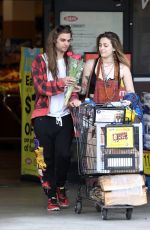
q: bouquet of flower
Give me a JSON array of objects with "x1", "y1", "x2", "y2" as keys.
[{"x1": 64, "y1": 52, "x2": 84, "y2": 106}]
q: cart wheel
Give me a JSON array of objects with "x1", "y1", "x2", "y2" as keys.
[
  {"x1": 126, "y1": 208, "x2": 133, "y2": 220},
  {"x1": 95, "y1": 203, "x2": 101, "y2": 212},
  {"x1": 101, "y1": 208, "x2": 108, "y2": 220},
  {"x1": 75, "y1": 201, "x2": 82, "y2": 214}
]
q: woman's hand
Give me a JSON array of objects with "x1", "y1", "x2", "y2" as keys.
[
  {"x1": 121, "y1": 100, "x2": 131, "y2": 106},
  {"x1": 69, "y1": 99, "x2": 81, "y2": 107}
]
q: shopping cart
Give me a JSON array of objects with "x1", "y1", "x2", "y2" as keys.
[{"x1": 71, "y1": 103, "x2": 144, "y2": 220}]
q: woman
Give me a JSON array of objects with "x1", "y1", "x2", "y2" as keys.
[{"x1": 80, "y1": 31, "x2": 135, "y2": 104}]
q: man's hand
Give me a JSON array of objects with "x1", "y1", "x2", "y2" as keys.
[
  {"x1": 72, "y1": 85, "x2": 81, "y2": 92},
  {"x1": 63, "y1": 76, "x2": 76, "y2": 86}
]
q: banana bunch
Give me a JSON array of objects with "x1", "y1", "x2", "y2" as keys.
[{"x1": 34, "y1": 147, "x2": 47, "y2": 171}]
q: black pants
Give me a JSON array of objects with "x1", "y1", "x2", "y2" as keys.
[{"x1": 33, "y1": 114, "x2": 74, "y2": 197}]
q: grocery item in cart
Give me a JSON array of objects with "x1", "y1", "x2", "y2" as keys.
[
  {"x1": 95, "y1": 106, "x2": 125, "y2": 123},
  {"x1": 98, "y1": 174, "x2": 145, "y2": 191},
  {"x1": 95, "y1": 174, "x2": 147, "y2": 206},
  {"x1": 85, "y1": 126, "x2": 105, "y2": 174}
]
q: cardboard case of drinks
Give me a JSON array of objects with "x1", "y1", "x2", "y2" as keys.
[{"x1": 97, "y1": 174, "x2": 147, "y2": 206}]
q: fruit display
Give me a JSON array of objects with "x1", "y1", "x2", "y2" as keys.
[{"x1": 0, "y1": 67, "x2": 20, "y2": 94}]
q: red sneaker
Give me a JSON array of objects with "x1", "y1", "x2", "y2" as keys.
[
  {"x1": 41, "y1": 181, "x2": 51, "y2": 196},
  {"x1": 42, "y1": 181, "x2": 50, "y2": 189},
  {"x1": 57, "y1": 187, "x2": 70, "y2": 208},
  {"x1": 47, "y1": 197, "x2": 60, "y2": 211}
]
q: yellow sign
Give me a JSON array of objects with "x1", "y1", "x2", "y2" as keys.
[
  {"x1": 106, "y1": 126, "x2": 134, "y2": 148},
  {"x1": 20, "y1": 47, "x2": 43, "y2": 176},
  {"x1": 143, "y1": 151, "x2": 150, "y2": 175}
]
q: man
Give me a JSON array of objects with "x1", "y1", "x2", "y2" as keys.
[{"x1": 31, "y1": 25, "x2": 80, "y2": 211}]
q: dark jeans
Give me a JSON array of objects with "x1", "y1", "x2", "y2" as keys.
[{"x1": 33, "y1": 114, "x2": 74, "y2": 197}]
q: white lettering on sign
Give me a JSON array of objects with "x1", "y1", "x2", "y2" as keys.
[{"x1": 142, "y1": 0, "x2": 150, "y2": 9}]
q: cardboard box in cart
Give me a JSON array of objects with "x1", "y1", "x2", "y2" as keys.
[{"x1": 97, "y1": 174, "x2": 147, "y2": 206}]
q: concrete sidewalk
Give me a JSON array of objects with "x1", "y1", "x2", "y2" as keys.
[{"x1": 0, "y1": 181, "x2": 149, "y2": 230}]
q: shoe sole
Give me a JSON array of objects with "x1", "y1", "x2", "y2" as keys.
[
  {"x1": 59, "y1": 204, "x2": 69, "y2": 208},
  {"x1": 47, "y1": 207, "x2": 60, "y2": 211}
]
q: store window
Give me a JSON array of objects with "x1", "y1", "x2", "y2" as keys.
[
  {"x1": 133, "y1": 0, "x2": 150, "y2": 75},
  {"x1": 0, "y1": 0, "x2": 43, "y2": 142}
]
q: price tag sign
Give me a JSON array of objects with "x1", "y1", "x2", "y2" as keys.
[
  {"x1": 106, "y1": 125, "x2": 134, "y2": 148},
  {"x1": 143, "y1": 151, "x2": 150, "y2": 175}
]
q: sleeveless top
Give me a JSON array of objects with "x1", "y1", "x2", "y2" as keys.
[{"x1": 88, "y1": 58, "x2": 125, "y2": 104}]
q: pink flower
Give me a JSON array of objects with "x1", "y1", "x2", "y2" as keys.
[
  {"x1": 66, "y1": 51, "x2": 73, "y2": 57},
  {"x1": 67, "y1": 52, "x2": 82, "y2": 60},
  {"x1": 72, "y1": 54, "x2": 81, "y2": 60}
]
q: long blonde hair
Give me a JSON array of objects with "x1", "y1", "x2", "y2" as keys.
[
  {"x1": 96, "y1": 32, "x2": 130, "y2": 68},
  {"x1": 46, "y1": 25, "x2": 72, "y2": 79}
]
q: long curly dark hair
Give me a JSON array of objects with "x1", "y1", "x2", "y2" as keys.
[
  {"x1": 46, "y1": 25, "x2": 72, "y2": 79},
  {"x1": 96, "y1": 32, "x2": 130, "y2": 68}
]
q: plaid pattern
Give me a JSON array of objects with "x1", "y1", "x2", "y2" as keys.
[{"x1": 31, "y1": 54, "x2": 78, "y2": 119}]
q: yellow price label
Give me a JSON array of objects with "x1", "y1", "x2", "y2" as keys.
[{"x1": 143, "y1": 153, "x2": 150, "y2": 175}]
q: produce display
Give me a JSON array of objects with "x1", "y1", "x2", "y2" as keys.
[{"x1": 0, "y1": 67, "x2": 20, "y2": 94}]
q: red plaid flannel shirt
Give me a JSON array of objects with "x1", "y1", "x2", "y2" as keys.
[{"x1": 31, "y1": 54, "x2": 78, "y2": 119}]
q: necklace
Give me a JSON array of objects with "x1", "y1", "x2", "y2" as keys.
[
  {"x1": 101, "y1": 63, "x2": 117, "y2": 101},
  {"x1": 104, "y1": 81, "x2": 116, "y2": 101},
  {"x1": 103, "y1": 62, "x2": 113, "y2": 67},
  {"x1": 102, "y1": 63, "x2": 114, "y2": 81}
]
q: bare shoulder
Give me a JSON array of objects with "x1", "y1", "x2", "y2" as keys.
[
  {"x1": 84, "y1": 59, "x2": 96, "y2": 71},
  {"x1": 121, "y1": 63, "x2": 134, "y2": 92},
  {"x1": 85, "y1": 59, "x2": 96, "y2": 66},
  {"x1": 120, "y1": 63, "x2": 130, "y2": 71},
  {"x1": 121, "y1": 63, "x2": 131, "y2": 73},
  {"x1": 83, "y1": 59, "x2": 96, "y2": 76}
]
